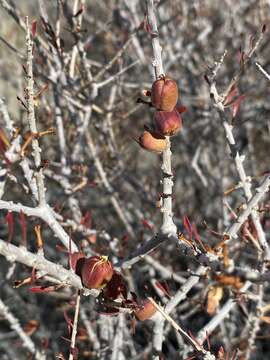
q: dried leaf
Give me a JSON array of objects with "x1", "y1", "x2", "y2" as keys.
[
  {"x1": 13, "y1": 277, "x2": 32, "y2": 288},
  {"x1": 215, "y1": 274, "x2": 243, "y2": 290},
  {"x1": 260, "y1": 316, "x2": 270, "y2": 324},
  {"x1": 206, "y1": 286, "x2": 223, "y2": 315},
  {"x1": 0, "y1": 128, "x2": 10, "y2": 149}
]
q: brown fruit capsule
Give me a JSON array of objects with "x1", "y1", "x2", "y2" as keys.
[
  {"x1": 81, "y1": 256, "x2": 114, "y2": 289},
  {"x1": 139, "y1": 130, "x2": 167, "y2": 153},
  {"x1": 154, "y1": 109, "x2": 182, "y2": 136},
  {"x1": 103, "y1": 271, "x2": 128, "y2": 300},
  {"x1": 151, "y1": 76, "x2": 178, "y2": 111},
  {"x1": 134, "y1": 299, "x2": 157, "y2": 321}
]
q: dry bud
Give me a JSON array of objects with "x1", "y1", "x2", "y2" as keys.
[
  {"x1": 151, "y1": 76, "x2": 178, "y2": 111},
  {"x1": 206, "y1": 286, "x2": 223, "y2": 315},
  {"x1": 154, "y1": 109, "x2": 182, "y2": 136},
  {"x1": 134, "y1": 299, "x2": 157, "y2": 321},
  {"x1": 139, "y1": 130, "x2": 167, "y2": 153},
  {"x1": 103, "y1": 271, "x2": 127, "y2": 300},
  {"x1": 81, "y1": 256, "x2": 114, "y2": 289}
]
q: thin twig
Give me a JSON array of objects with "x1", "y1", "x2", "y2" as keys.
[{"x1": 69, "y1": 290, "x2": 81, "y2": 360}]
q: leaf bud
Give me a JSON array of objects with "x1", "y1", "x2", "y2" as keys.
[
  {"x1": 151, "y1": 76, "x2": 178, "y2": 111},
  {"x1": 154, "y1": 109, "x2": 182, "y2": 136},
  {"x1": 139, "y1": 130, "x2": 167, "y2": 153}
]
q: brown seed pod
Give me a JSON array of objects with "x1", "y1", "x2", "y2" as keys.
[
  {"x1": 151, "y1": 76, "x2": 178, "y2": 111},
  {"x1": 103, "y1": 271, "x2": 128, "y2": 300},
  {"x1": 139, "y1": 130, "x2": 167, "y2": 153},
  {"x1": 154, "y1": 109, "x2": 182, "y2": 136},
  {"x1": 81, "y1": 256, "x2": 114, "y2": 289},
  {"x1": 134, "y1": 299, "x2": 157, "y2": 321}
]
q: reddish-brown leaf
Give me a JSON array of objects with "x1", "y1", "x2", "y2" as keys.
[
  {"x1": 183, "y1": 215, "x2": 193, "y2": 239},
  {"x1": 80, "y1": 211, "x2": 92, "y2": 228},
  {"x1": 231, "y1": 95, "x2": 246, "y2": 118},
  {"x1": 31, "y1": 20, "x2": 37, "y2": 38},
  {"x1": 5, "y1": 211, "x2": 14, "y2": 243},
  {"x1": 192, "y1": 223, "x2": 207, "y2": 252},
  {"x1": 155, "y1": 280, "x2": 171, "y2": 297},
  {"x1": 64, "y1": 310, "x2": 73, "y2": 335},
  {"x1": 30, "y1": 285, "x2": 57, "y2": 293},
  {"x1": 224, "y1": 85, "x2": 238, "y2": 106},
  {"x1": 141, "y1": 218, "x2": 154, "y2": 231}
]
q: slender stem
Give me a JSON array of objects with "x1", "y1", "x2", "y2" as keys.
[
  {"x1": 147, "y1": 0, "x2": 176, "y2": 237},
  {"x1": 25, "y1": 17, "x2": 46, "y2": 206},
  {"x1": 69, "y1": 290, "x2": 81, "y2": 360}
]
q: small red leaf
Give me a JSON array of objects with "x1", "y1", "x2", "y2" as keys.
[
  {"x1": 80, "y1": 211, "x2": 92, "y2": 228},
  {"x1": 19, "y1": 211, "x2": 27, "y2": 246},
  {"x1": 224, "y1": 85, "x2": 238, "y2": 106},
  {"x1": 231, "y1": 95, "x2": 246, "y2": 118},
  {"x1": 141, "y1": 218, "x2": 154, "y2": 231},
  {"x1": 155, "y1": 280, "x2": 171, "y2": 297},
  {"x1": 31, "y1": 268, "x2": 37, "y2": 283},
  {"x1": 30, "y1": 285, "x2": 56, "y2": 293},
  {"x1": 191, "y1": 223, "x2": 207, "y2": 251},
  {"x1": 64, "y1": 311, "x2": 73, "y2": 335},
  {"x1": 143, "y1": 14, "x2": 152, "y2": 34},
  {"x1": 5, "y1": 211, "x2": 14, "y2": 243},
  {"x1": 31, "y1": 20, "x2": 37, "y2": 38},
  {"x1": 183, "y1": 215, "x2": 193, "y2": 239}
]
